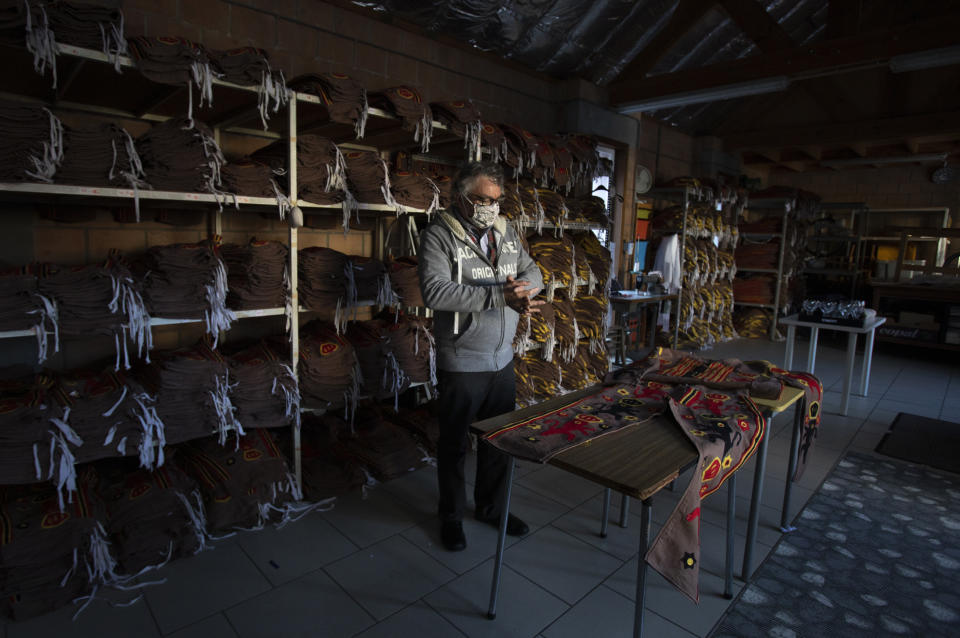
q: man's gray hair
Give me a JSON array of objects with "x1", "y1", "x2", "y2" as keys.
[{"x1": 453, "y1": 161, "x2": 504, "y2": 196}]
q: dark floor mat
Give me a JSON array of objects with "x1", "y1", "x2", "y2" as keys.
[
  {"x1": 875, "y1": 412, "x2": 960, "y2": 473},
  {"x1": 709, "y1": 452, "x2": 960, "y2": 638}
]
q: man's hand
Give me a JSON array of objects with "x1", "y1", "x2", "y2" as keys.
[{"x1": 504, "y1": 276, "x2": 545, "y2": 315}]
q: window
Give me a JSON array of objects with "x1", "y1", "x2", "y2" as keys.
[{"x1": 591, "y1": 144, "x2": 616, "y2": 246}]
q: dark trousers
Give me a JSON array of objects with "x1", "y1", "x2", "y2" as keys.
[{"x1": 436, "y1": 362, "x2": 514, "y2": 523}]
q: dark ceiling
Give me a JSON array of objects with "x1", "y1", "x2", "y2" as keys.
[{"x1": 347, "y1": 0, "x2": 960, "y2": 172}]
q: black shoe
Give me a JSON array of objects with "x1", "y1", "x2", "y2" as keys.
[
  {"x1": 476, "y1": 513, "x2": 529, "y2": 537},
  {"x1": 441, "y1": 520, "x2": 466, "y2": 551}
]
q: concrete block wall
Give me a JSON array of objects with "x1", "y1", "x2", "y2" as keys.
[{"x1": 751, "y1": 166, "x2": 958, "y2": 227}]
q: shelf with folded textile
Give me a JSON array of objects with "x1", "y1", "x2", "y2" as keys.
[{"x1": 732, "y1": 188, "x2": 819, "y2": 340}]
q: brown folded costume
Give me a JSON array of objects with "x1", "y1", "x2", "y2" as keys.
[
  {"x1": 134, "y1": 341, "x2": 239, "y2": 446},
  {"x1": 430, "y1": 99, "x2": 482, "y2": 158},
  {"x1": 298, "y1": 247, "x2": 350, "y2": 332},
  {"x1": 175, "y1": 429, "x2": 298, "y2": 532},
  {"x1": 57, "y1": 121, "x2": 148, "y2": 193},
  {"x1": 369, "y1": 85, "x2": 433, "y2": 152},
  {"x1": 281, "y1": 413, "x2": 365, "y2": 500},
  {"x1": 387, "y1": 256, "x2": 425, "y2": 308},
  {"x1": 227, "y1": 340, "x2": 299, "y2": 431},
  {"x1": 135, "y1": 118, "x2": 231, "y2": 205},
  {"x1": 288, "y1": 72, "x2": 369, "y2": 139},
  {"x1": 345, "y1": 320, "x2": 409, "y2": 406},
  {"x1": 298, "y1": 320, "x2": 360, "y2": 423},
  {"x1": 390, "y1": 170, "x2": 440, "y2": 215},
  {"x1": 207, "y1": 46, "x2": 287, "y2": 129},
  {"x1": 127, "y1": 36, "x2": 216, "y2": 122},
  {"x1": 344, "y1": 149, "x2": 396, "y2": 207},
  {"x1": 93, "y1": 457, "x2": 203, "y2": 574},
  {"x1": 0, "y1": 264, "x2": 58, "y2": 362},
  {"x1": 339, "y1": 405, "x2": 428, "y2": 482},
  {"x1": 137, "y1": 241, "x2": 234, "y2": 343},
  {"x1": 0, "y1": 99, "x2": 63, "y2": 183},
  {"x1": 221, "y1": 239, "x2": 288, "y2": 310}
]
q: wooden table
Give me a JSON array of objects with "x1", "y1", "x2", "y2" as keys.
[
  {"x1": 780, "y1": 314, "x2": 886, "y2": 416},
  {"x1": 470, "y1": 386, "x2": 698, "y2": 638},
  {"x1": 609, "y1": 292, "x2": 678, "y2": 364}
]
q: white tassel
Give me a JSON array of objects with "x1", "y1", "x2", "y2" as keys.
[{"x1": 356, "y1": 88, "x2": 369, "y2": 139}]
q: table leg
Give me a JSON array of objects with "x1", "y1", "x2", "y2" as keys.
[
  {"x1": 619, "y1": 493, "x2": 630, "y2": 528},
  {"x1": 634, "y1": 499, "x2": 652, "y2": 638},
  {"x1": 780, "y1": 400, "x2": 804, "y2": 533},
  {"x1": 859, "y1": 327, "x2": 876, "y2": 397},
  {"x1": 784, "y1": 324, "x2": 796, "y2": 370},
  {"x1": 741, "y1": 415, "x2": 770, "y2": 581},
  {"x1": 648, "y1": 304, "x2": 657, "y2": 349},
  {"x1": 600, "y1": 488, "x2": 612, "y2": 538},
  {"x1": 486, "y1": 461, "x2": 515, "y2": 620},
  {"x1": 724, "y1": 472, "x2": 736, "y2": 599},
  {"x1": 841, "y1": 332, "x2": 857, "y2": 416},
  {"x1": 806, "y1": 326, "x2": 819, "y2": 374}
]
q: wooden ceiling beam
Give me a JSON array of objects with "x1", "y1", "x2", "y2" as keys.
[
  {"x1": 609, "y1": 13, "x2": 960, "y2": 107},
  {"x1": 725, "y1": 109, "x2": 960, "y2": 150},
  {"x1": 825, "y1": 0, "x2": 862, "y2": 38},
  {"x1": 716, "y1": 0, "x2": 792, "y2": 52},
  {"x1": 612, "y1": 0, "x2": 715, "y2": 82}
]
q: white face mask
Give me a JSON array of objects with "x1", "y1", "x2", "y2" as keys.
[{"x1": 461, "y1": 194, "x2": 500, "y2": 229}]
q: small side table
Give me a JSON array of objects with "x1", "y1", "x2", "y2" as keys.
[
  {"x1": 609, "y1": 292, "x2": 677, "y2": 364},
  {"x1": 780, "y1": 314, "x2": 887, "y2": 416}
]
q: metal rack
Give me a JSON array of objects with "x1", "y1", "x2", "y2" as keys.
[
  {"x1": 0, "y1": 43, "x2": 450, "y2": 490},
  {"x1": 733, "y1": 197, "x2": 794, "y2": 339}
]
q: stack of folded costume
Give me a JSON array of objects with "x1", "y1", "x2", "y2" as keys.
[
  {"x1": 47, "y1": 1, "x2": 127, "y2": 62},
  {"x1": 383, "y1": 315, "x2": 436, "y2": 388},
  {"x1": 368, "y1": 86, "x2": 432, "y2": 152},
  {"x1": 221, "y1": 239, "x2": 288, "y2": 310},
  {"x1": 498, "y1": 181, "x2": 524, "y2": 222},
  {"x1": 650, "y1": 205, "x2": 684, "y2": 234},
  {"x1": 287, "y1": 72, "x2": 369, "y2": 138},
  {"x1": 288, "y1": 413, "x2": 365, "y2": 500},
  {"x1": 94, "y1": 457, "x2": 202, "y2": 574},
  {"x1": 389, "y1": 403, "x2": 440, "y2": 454},
  {"x1": 343, "y1": 149, "x2": 395, "y2": 207},
  {"x1": 0, "y1": 99, "x2": 63, "y2": 183},
  {"x1": 0, "y1": 264, "x2": 58, "y2": 362},
  {"x1": 339, "y1": 406, "x2": 427, "y2": 481},
  {"x1": 566, "y1": 135, "x2": 600, "y2": 183},
  {"x1": 298, "y1": 320, "x2": 359, "y2": 420},
  {"x1": 551, "y1": 296, "x2": 580, "y2": 362},
  {"x1": 227, "y1": 340, "x2": 299, "y2": 431},
  {"x1": 220, "y1": 158, "x2": 277, "y2": 198},
  {"x1": 573, "y1": 232, "x2": 611, "y2": 291},
  {"x1": 175, "y1": 429, "x2": 297, "y2": 532},
  {"x1": 138, "y1": 241, "x2": 234, "y2": 342},
  {"x1": 536, "y1": 188, "x2": 567, "y2": 229},
  {"x1": 298, "y1": 247, "x2": 350, "y2": 331},
  {"x1": 733, "y1": 307, "x2": 774, "y2": 339},
  {"x1": 430, "y1": 99, "x2": 482, "y2": 157},
  {"x1": 513, "y1": 354, "x2": 533, "y2": 407},
  {"x1": 207, "y1": 46, "x2": 286, "y2": 129},
  {"x1": 558, "y1": 347, "x2": 592, "y2": 391},
  {"x1": 127, "y1": 37, "x2": 216, "y2": 122},
  {"x1": 513, "y1": 300, "x2": 555, "y2": 361},
  {"x1": 530, "y1": 137, "x2": 555, "y2": 187},
  {"x1": 52, "y1": 367, "x2": 165, "y2": 469},
  {"x1": 387, "y1": 256, "x2": 424, "y2": 307},
  {"x1": 57, "y1": 122, "x2": 148, "y2": 192},
  {"x1": 349, "y1": 255, "x2": 393, "y2": 307},
  {"x1": 566, "y1": 196, "x2": 610, "y2": 227},
  {"x1": 347, "y1": 320, "x2": 399, "y2": 401},
  {"x1": 0, "y1": 479, "x2": 108, "y2": 620},
  {"x1": 38, "y1": 257, "x2": 152, "y2": 370},
  {"x1": 135, "y1": 341, "x2": 238, "y2": 446},
  {"x1": 574, "y1": 294, "x2": 606, "y2": 348},
  {"x1": 735, "y1": 240, "x2": 780, "y2": 270},
  {"x1": 732, "y1": 274, "x2": 776, "y2": 306},
  {"x1": 550, "y1": 137, "x2": 573, "y2": 192},
  {"x1": 389, "y1": 170, "x2": 439, "y2": 215},
  {"x1": 252, "y1": 134, "x2": 351, "y2": 211},
  {"x1": 516, "y1": 181, "x2": 545, "y2": 228},
  {"x1": 0, "y1": 374, "x2": 59, "y2": 488},
  {"x1": 479, "y1": 122, "x2": 507, "y2": 164},
  {"x1": 136, "y1": 118, "x2": 229, "y2": 201},
  {"x1": 521, "y1": 350, "x2": 562, "y2": 404},
  {"x1": 432, "y1": 174, "x2": 453, "y2": 209},
  {"x1": 501, "y1": 125, "x2": 537, "y2": 175},
  {"x1": 527, "y1": 233, "x2": 576, "y2": 301}
]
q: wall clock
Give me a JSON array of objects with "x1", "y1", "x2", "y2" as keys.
[{"x1": 635, "y1": 164, "x2": 653, "y2": 194}]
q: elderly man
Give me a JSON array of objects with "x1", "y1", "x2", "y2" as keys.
[{"x1": 419, "y1": 161, "x2": 544, "y2": 551}]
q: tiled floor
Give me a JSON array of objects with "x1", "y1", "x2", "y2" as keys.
[{"x1": 6, "y1": 336, "x2": 959, "y2": 638}]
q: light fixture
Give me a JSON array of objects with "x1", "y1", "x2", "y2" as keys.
[
  {"x1": 890, "y1": 46, "x2": 960, "y2": 73},
  {"x1": 820, "y1": 153, "x2": 948, "y2": 168},
  {"x1": 617, "y1": 76, "x2": 790, "y2": 113}
]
